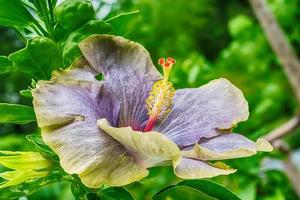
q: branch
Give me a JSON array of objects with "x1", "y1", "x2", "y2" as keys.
[
  {"x1": 263, "y1": 115, "x2": 300, "y2": 143},
  {"x1": 283, "y1": 154, "x2": 300, "y2": 197},
  {"x1": 249, "y1": 0, "x2": 300, "y2": 102},
  {"x1": 248, "y1": 1, "x2": 300, "y2": 196}
]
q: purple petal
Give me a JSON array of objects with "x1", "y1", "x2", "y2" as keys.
[
  {"x1": 33, "y1": 59, "x2": 119, "y2": 128},
  {"x1": 155, "y1": 78, "x2": 249, "y2": 147},
  {"x1": 79, "y1": 35, "x2": 162, "y2": 130},
  {"x1": 200, "y1": 133, "x2": 256, "y2": 156},
  {"x1": 32, "y1": 63, "x2": 117, "y2": 173}
]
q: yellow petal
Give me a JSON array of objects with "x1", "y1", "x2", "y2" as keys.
[
  {"x1": 256, "y1": 139, "x2": 273, "y2": 152},
  {"x1": 79, "y1": 153, "x2": 149, "y2": 188},
  {"x1": 97, "y1": 118, "x2": 181, "y2": 168},
  {"x1": 68, "y1": 118, "x2": 181, "y2": 188},
  {"x1": 0, "y1": 151, "x2": 52, "y2": 170},
  {"x1": 0, "y1": 169, "x2": 49, "y2": 189},
  {"x1": 175, "y1": 158, "x2": 236, "y2": 179}
]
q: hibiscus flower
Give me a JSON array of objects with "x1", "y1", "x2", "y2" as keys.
[{"x1": 32, "y1": 34, "x2": 272, "y2": 188}]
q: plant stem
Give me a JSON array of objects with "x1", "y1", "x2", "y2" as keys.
[
  {"x1": 20, "y1": 0, "x2": 36, "y2": 10},
  {"x1": 38, "y1": 0, "x2": 54, "y2": 36},
  {"x1": 14, "y1": 28, "x2": 27, "y2": 43},
  {"x1": 31, "y1": 24, "x2": 43, "y2": 36},
  {"x1": 263, "y1": 115, "x2": 300, "y2": 143},
  {"x1": 32, "y1": 18, "x2": 49, "y2": 36},
  {"x1": 47, "y1": 0, "x2": 55, "y2": 25},
  {"x1": 283, "y1": 153, "x2": 300, "y2": 197}
]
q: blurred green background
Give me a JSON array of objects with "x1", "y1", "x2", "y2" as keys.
[{"x1": 1, "y1": 0, "x2": 300, "y2": 199}]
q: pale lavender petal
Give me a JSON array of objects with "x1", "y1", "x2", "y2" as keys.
[
  {"x1": 33, "y1": 58, "x2": 119, "y2": 128},
  {"x1": 32, "y1": 61, "x2": 150, "y2": 187},
  {"x1": 155, "y1": 78, "x2": 249, "y2": 147},
  {"x1": 33, "y1": 79, "x2": 118, "y2": 128},
  {"x1": 200, "y1": 133, "x2": 256, "y2": 155},
  {"x1": 182, "y1": 133, "x2": 273, "y2": 160},
  {"x1": 32, "y1": 65, "x2": 120, "y2": 173},
  {"x1": 79, "y1": 35, "x2": 162, "y2": 130}
]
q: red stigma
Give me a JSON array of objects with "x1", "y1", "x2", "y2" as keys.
[
  {"x1": 167, "y1": 57, "x2": 176, "y2": 64},
  {"x1": 158, "y1": 58, "x2": 165, "y2": 65},
  {"x1": 158, "y1": 57, "x2": 176, "y2": 68},
  {"x1": 164, "y1": 62, "x2": 170, "y2": 67}
]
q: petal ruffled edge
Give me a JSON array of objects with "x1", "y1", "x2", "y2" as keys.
[
  {"x1": 182, "y1": 134, "x2": 273, "y2": 161},
  {"x1": 97, "y1": 119, "x2": 181, "y2": 168},
  {"x1": 75, "y1": 118, "x2": 182, "y2": 188},
  {"x1": 174, "y1": 158, "x2": 236, "y2": 179},
  {"x1": 155, "y1": 78, "x2": 249, "y2": 147}
]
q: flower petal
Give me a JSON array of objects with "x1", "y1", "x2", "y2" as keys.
[
  {"x1": 0, "y1": 151, "x2": 52, "y2": 170},
  {"x1": 182, "y1": 134, "x2": 273, "y2": 160},
  {"x1": 174, "y1": 158, "x2": 236, "y2": 179},
  {"x1": 33, "y1": 65, "x2": 176, "y2": 188},
  {"x1": 79, "y1": 156, "x2": 149, "y2": 188},
  {"x1": 52, "y1": 58, "x2": 98, "y2": 81},
  {"x1": 155, "y1": 78, "x2": 249, "y2": 147},
  {"x1": 0, "y1": 170, "x2": 49, "y2": 189},
  {"x1": 76, "y1": 118, "x2": 181, "y2": 188},
  {"x1": 79, "y1": 35, "x2": 162, "y2": 130},
  {"x1": 33, "y1": 78, "x2": 119, "y2": 176},
  {"x1": 33, "y1": 61, "x2": 145, "y2": 187},
  {"x1": 32, "y1": 63, "x2": 119, "y2": 128},
  {"x1": 42, "y1": 121, "x2": 150, "y2": 188},
  {"x1": 97, "y1": 118, "x2": 181, "y2": 168}
]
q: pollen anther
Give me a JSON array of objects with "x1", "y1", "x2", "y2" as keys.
[{"x1": 146, "y1": 80, "x2": 175, "y2": 120}]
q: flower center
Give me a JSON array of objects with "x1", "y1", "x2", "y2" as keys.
[{"x1": 144, "y1": 57, "x2": 176, "y2": 132}]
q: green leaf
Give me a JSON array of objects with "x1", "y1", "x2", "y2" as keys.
[
  {"x1": 178, "y1": 180, "x2": 241, "y2": 200},
  {"x1": 9, "y1": 37, "x2": 63, "y2": 80},
  {"x1": 54, "y1": 0, "x2": 95, "y2": 31},
  {"x1": 153, "y1": 180, "x2": 241, "y2": 200},
  {"x1": 63, "y1": 20, "x2": 111, "y2": 66},
  {"x1": 229, "y1": 15, "x2": 254, "y2": 38},
  {"x1": 71, "y1": 182, "x2": 89, "y2": 200},
  {"x1": 70, "y1": 184, "x2": 135, "y2": 200},
  {"x1": 86, "y1": 193, "x2": 102, "y2": 200},
  {"x1": 0, "y1": 0, "x2": 35, "y2": 27},
  {"x1": 0, "y1": 103, "x2": 36, "y2": 124},
  {"x1": 153, "y1": 186, "x2": 216, "y2": 200},
  {"x1": 19, "y1": 89, "x2": 33, "y2": 99},
  {"x1": 105, "y1": 10, "x2": 140, "y2": 36},
  {"x1": 26, "y1": 134, "x2": 58, "y2": 162},
  {"x1": 0, "y1": 56, "x2": 14, "y2": 74},
  {"x1": 100, "y1": 187, "x2": 136, "y2": 200}
]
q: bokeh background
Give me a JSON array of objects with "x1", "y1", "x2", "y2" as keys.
[{"x1": 1, "y1": 0, "x2": 300, "y2": 199}]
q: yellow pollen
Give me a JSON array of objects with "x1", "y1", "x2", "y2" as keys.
[{"x1": 146, "y1": 57, "x2": 176, "y2": 120}]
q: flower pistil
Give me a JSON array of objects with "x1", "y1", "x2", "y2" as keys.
[{"x1": 144, "y1": 57, "x2": 176, "y2": 132}]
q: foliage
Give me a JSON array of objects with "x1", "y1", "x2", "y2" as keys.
[
  {"x1": 153, "y1": 180, "x2": 241, "y2": 200},
  {"x1": 0, "y1": 103, "x2": 35, "y2": 124},
  {"x1": 0, "y1": 0, "x2": 300, "y2": 199},
  {"x1": 9, "y1": 37, "x2": 62, "y2": 79}
]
